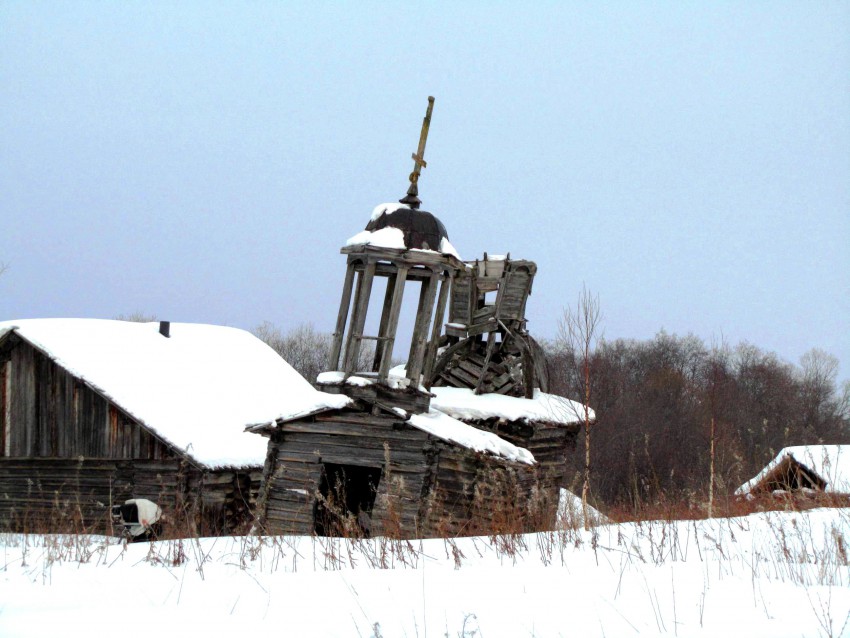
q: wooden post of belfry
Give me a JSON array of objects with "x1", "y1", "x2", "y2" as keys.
[{"x1": 399, "y1": 96, "x2": 435, "y2": 209}]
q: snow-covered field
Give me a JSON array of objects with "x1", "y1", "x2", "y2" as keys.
[{"x1": 2, "y1": 508, "x2": 849, "y2": 637}]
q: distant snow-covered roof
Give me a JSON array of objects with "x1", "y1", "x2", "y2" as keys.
[
  {"x1": 735, "y1": 445, "x2": 850, "y2": 495},
  {"x1": 430, "y1": 386, "x2": 591, "y2": 426},
  {"x1": 0, "y1": 319, "x2": 350, "y2": 469}
]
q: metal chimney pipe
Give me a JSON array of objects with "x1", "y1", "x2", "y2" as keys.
[{"x1": 159, "y1": 321, "x2": 170, "y2": 338}]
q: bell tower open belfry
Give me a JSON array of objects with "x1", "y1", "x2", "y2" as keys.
[{"x1": 318, "y1": 97, "x2": 464, "y2": 414}]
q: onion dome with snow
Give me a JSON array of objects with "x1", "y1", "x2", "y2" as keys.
[
  {"x1": 366, "y1": 203, "x2": 448, "y2": 252},
  {"x1": 346, "y1": 202, "x2": 461, "y2": 259},
  {"x1": 344, "y1": 97, "x2": 460, "y2": 260},
  {"x1": 329, "y1": 96, "x2": 464, "y2": 398}
]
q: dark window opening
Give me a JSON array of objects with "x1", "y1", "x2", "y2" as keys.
[{"x1": 314, "y1": 463, "x2": 382, "y2": 537}]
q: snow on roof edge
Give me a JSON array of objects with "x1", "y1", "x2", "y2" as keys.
[
  {"x1": 430, "y1": 386, "x2": 591, "y2": 427},
  {"x1": 6, "y1": 323, "x2": 230, "y2": 468},
  {"x1": 245, "y1": 400, "x2": 352, "y2": 433},
  {"x1": 405, "y1": 408, "x2": 536, "y2": 465}
]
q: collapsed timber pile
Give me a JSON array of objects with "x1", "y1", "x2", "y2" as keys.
[{"x1": 432, "y1": 254, "x2": 549, "y2": 396}]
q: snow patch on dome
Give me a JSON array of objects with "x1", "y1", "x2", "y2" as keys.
[
  {"x1": 370, "y1": 202, "x2": 407, "y2": 222},
  {"x1": 346, "y1": 226, "x2": 407, "y2": 250}
]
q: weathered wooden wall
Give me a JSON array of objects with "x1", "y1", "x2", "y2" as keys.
[
  {"x1": 476, "y1": 418, "x2": 578, "y2": 490},
  {"x1": 257, "y1": 409, "x2": 574, "y2": 538},
  {"x1": 418, "y1": 420, "x2": 577, "y2": 536},
  {"x1": 0, "y1": 335, "x2": 262, "y2": 535},
  {"x1": 421, "y1": 446, "x2": 542, "y2": 536},
  {"x1": 0, "y1": 458, "x2": 261, "y2": 534},
  {"x1": 257, "y1": 411, "x2": 438, "y2": 536},
  {"x1": 0, "y1": 336, "x2": 173, "y2": 459}
]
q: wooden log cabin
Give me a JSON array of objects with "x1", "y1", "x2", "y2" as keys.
[
  {"x1": 250, "y1": 382, "x2": 585, "y2": 537},
  {"x1": 0, "y1": 319, "x2": 348, "y2": 534}
]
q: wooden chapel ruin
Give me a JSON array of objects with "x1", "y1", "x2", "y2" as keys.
[{"x1": 250, "y1": 98, "x2": 586, "y2": 538}]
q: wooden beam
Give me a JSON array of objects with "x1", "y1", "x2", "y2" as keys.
[
  {"x1": 373, "y1": 271, "x2": 398, "y2": 373},
  {"x1": 378, "y1": 266, "x2": 409, "y2": 379},
  {"x1": 343, "y1": 261, "x2": 376, "y2": 374},
  {"x1": 407, "y1": 270, "x2": 439, "y2": 385},
  {"x1": 423, "y1": 273, "x2": 451, "y2": 386},
  {"x1": 474, "y1": 331, "x2": 498, "y2": 394},
  {"x1": 329, "y1": 262, "x2": 356, "y2": 371}
]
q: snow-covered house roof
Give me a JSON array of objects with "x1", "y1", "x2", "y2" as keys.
[
  {"x1": 735, "y1": 445, "x2": 850, "y2": 496},
  {"x1": 279, "y1": 371, "x2": 537, "y2": 465},
  {"x1": 401, "y1": 387, "x2": 589, "y2": 465},
  {"x1": 0, "y1": 319, "x2": 350, "y2": 469}
]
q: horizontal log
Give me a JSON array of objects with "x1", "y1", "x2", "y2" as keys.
[
  {"x1": 282, "y1": 422, "x2": 427, "y2": 443},
  {"x1": 278, "y1": 438, "x2": 429, "y2": 465},
  {"x1": 283, "y1": 430, "x2": 429, "y2": 452}
]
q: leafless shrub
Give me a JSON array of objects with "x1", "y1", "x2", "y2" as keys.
[
  {"x1": 253, "y1": 321, "x2": 375, "y2": 383},
  {"x1": 114, "y1": 311, "x2": 158, "y2": 323},
  {"x1": 557, "y1": 284, "x2": 602, "y2": 529}
]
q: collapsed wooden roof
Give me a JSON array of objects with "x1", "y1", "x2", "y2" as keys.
[
  {"x1": 736, "y1": 445, "x2": 850, "y2": 495},
  {"x1": 432, "y1": 254, "x2": 549, "y2": 398}
]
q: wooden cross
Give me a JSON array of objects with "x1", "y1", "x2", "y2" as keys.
[{"x1": 409, "y1": 96, "x2": 435, "y2": 185}]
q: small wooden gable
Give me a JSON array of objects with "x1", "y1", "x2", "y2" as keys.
[{"x1": 736, "y1": 445, "x2": 850, "y2": 496}]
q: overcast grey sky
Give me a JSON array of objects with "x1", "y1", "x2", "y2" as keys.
[{"x1": 1, "y1": 2, "x2": 848, "y2": 381}]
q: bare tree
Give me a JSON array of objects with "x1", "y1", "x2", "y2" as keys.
[
  {"x1": 254, "y1": 322, "x2": 331, "y2": 384},
  {"x1": 800, "y1": 349, "x2": 840, "y2": 423},
  {"x1": 704, "y1": 338, "x2": 731, "y2": 518},
  {"x1": 557, "y1": 284, "x2": 602, "y2": 529},
  {"x1": 841, "y1": 380, "x2": 850, "y2": 422},
  {"x1": 253, "y1": 322, "x2": 377, "y2": 384},
  {"x1": 114, "y1": 312, "x2": 158, "y2": 323},
  {"x1": 548, "y1": 327, "x2": 848, "y2": 509}
]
